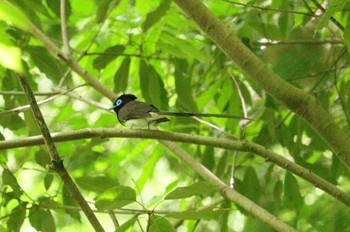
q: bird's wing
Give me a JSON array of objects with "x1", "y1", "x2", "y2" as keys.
[{"x1": 120, "y1": 101, "x2": 159, "y2": 120}]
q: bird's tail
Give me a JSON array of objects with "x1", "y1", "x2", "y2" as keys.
[{"x1": 157, "y1": 111, "x2": 253, "y2": 120}]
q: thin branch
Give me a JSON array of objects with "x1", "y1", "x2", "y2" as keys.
[
  {"x1": 0, "y1": 91, "x2": 60, "y2": 96},
  {"x1": 16, "y1": 74, "x2": 104, "y2": 232},
  {"x1": 222, "y1": 0, "x2": 313, "y2": 16},
  {"x1": 254, "y1": 39, "x2": 344, "y2": 46},
  {"x1": 84, "y1": 52, "x2": 167, "y2": 60},
  {"x1": 1, "y1": 128, "x2": 349, "y2": 208},
  {"x1": 60, "y1": 0, "x2": 71, "y2": 59},
  {"x1": 0, "y1": 84, "x2": 87, "y2": 116}
]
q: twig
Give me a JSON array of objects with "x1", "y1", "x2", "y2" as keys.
[
  {"x1": 60, "y1": 0, "x2": 71, "y2": 59},
  {"x1": 16, "y1": 74, "x2": 104, "y2": 232},
  {"x1": 0, "y1": 91, "x2": 60, "y2": 96},
  {"x1": 0, "y1": 84, "x2": 87, "y2": 116}
]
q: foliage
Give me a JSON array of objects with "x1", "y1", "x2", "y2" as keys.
[{"x1": 1, "y1": 0, "x2": 350, "y2": 231}]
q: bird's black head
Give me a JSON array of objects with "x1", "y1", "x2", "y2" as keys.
[{"x1": 109, "y1": 94, "x2": 137, "y2": 113}]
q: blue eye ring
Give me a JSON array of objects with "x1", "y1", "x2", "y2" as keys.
[{"x1": 116, "y1": 99, "x2": 122, "y2": 106}]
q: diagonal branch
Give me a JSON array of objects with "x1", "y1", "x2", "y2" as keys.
[
  {"x1": 171, "y1": 0, "x2": 350, "y2": 170},
  {"x1": 160, "y1": 140, "x2": 296, "y2": 232},
  {"x1": 16, "y1": 75, "x2": 104, "y2": 232}
]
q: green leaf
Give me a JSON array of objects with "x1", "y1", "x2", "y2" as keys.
[
  {"x1": 242, "y1": 167, "x2": 261, "y2": 203},
  {"x1": 95, "y1": 0, "x2": 114, "y2": 23},
  {"x1": 114, "y1": 57, "x2": 130, "y2": 94},
  {"x1": 2, "y1": 168, "x2": 22, "y2": 198},
  {"x1": 95, "y1": 186, "x2": 136, "y2": 210},
  {"x1": 25, "y1": 46, "x2": 65, "y2": 83},
  {"x1": 139, "y1": 60, "x2": 168, "y2": 110},
  {"x1": 116, "y1": 218, "x2": 137, "y2": 232},
  {"x1": 344, "y1": 24, "x2": 350, "y2": 52},
  {"x1": 318, "y1": 0, "x2": 347, "y2": 29},
  {"x1": 159, "y1": 33, "x2": 206, "y2": 62},
  {"x1": 93, "y1": 45, "x2": 125, "y2": 69},
  {"x1": 149, "y1": 215, "x2": 175, "y2": 232},
  {"x1": 29, "y1": 206, "x2": 56, "y2": 232},
  {"x1": 35, "y1": 149, "x2": 51, "y2": 168},
  {"x1": 136, "y1": 152, "x2": 161, "y2": 191},
  {"x1": 284, "y1": 172, "x2": 303, "y2": 211},
  {"x1": 44, "y1": 174, "x2": 54, "y2": 190},
  {"x1": 166, "y1": 208, "x2": 225, "y2": 220},
  {"x1": 173, "y1": 59, "x2": 197, "y2": 111},
  {"x1": 7, "y1": 203, "x2": 26, "y2": 232},
  {"x1": 201, "y1": 146, "x2": 215, "y2": 171},
  {"x1": 0, "y1": 1, "x2": 28, "y2": 31},
  {"x1": 0, "y1": 43, "x2": 23, "y2": 73},
  {"x1": 142, "y1": 0, "x2": 171, "y2": 32},
  {"x1": 62, "y1": 184, "x2": 81, "y2": 222},
  {"x1": 75, "y1": 175, "x2": 120, "y2": 193},
  {"x1": 165, "y1": 181, "x2": 215, "y2": 200}
]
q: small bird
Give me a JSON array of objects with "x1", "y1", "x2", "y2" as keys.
[
  {"x1": 109, "y1": 94, "x2": 169, "y2": 128},
  {"x1": 109, "y1": 94, "x2": 252, "y2": 128}
]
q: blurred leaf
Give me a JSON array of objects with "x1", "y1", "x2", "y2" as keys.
[
  {"x1": 0, "y1": 1, "x2": 28, "y2": 31},
  {"x1": 25, "y1": 46, "x2": 65, "y2": 83},
  {"x1": 201, "y1": 146, "x2": 215, "y2": 171},
  {"x1": 273, "y1": 179, "x2": 283, "y2": 211},
  {"x1": 215, "y1": 153, "x2": 227, "y2": 178},
  {"x1": 173, "y1": 59, "x2": 197, "y2": 111},
  {"x1": 166, "y1": 208, "x2": 225, "y2": 220},
  {"x1": 35, "y1": 149, "x2": 51, "y2": 168},
  {"x1": 139, "y1": 60, "x2": 168, "y2": 110},
  {"x1": 278, "y1": 1, "x2": 294, "y2": 39},
  {"x1": 114, "y1": 57, "x2": 130, "y2": 94},
  {"x1": 242, "y1": 167, "x2": 261, "y2": 203},
  {"x1": 75, "y1": 175, "x2": 120, "y2": 193},
  {"x1": 93, "y1": 45, "x2": 125, "y2": 69},
  {"x1": 62, "y1": 184, "x2": 81, "y2": 222},
  {"x1": 318, "y1": 0, "x2": 347, "y2": 29},
  {"x1": 149, "y1": 215, "x2": 175, "y2": 232},
  {"x1": 142, "y1": 0, "x2": 171, "y2": 32},
  {"x1": 95, "y1": 186, "x2": 136, "y2": 210},
  {"x1": 136, "y1": 152, "x2": 161, "y2": 191},
  {"x1": 159, "y1": 32, "x2": 206, "y2": 62},
  {"x1": 2, "y1": 168, "x2": 22, "y2": 198},
  {"x1": 29, "y1": 206, "x2": 56, "y2": 232},
  {"x1": 116, "y1": 218, "x2": 137, "y2": 232},
  {"x1": 46, "y1": 0, "x2": 71, "y2": 18},
  {"x1": 7, "y1": 203, "x2": 26, "y2": 232},
  {"x1": 44, "y1": 174, "x2": 54, "y2": 190},
  {"x1": 95, "y1": 0, "x2": 113, "y2": 23},
  {"x1": 284, "y1": 172, "x2": 303, "y2": 211},
  {"x1": 165, "y1": 181, "x2": 215, "y2": 200},
  {"x1": 344, "y1": 24, "x2": 350, "y2": 52},
  {"x1": 0, "y1": 43, "x2": 23, "y2": 73}
]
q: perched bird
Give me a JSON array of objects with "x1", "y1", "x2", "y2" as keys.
[
  {"x1": 109, "y1": 94, "x2": 169, "y2": 128},
  {"x1": 109, "y1": 94, "x2": 252, "y2": 128}
]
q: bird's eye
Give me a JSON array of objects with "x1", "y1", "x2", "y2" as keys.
[{"x1": 116, "y1": 99, "x2": 122, "y2": 106}]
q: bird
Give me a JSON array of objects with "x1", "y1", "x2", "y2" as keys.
[{"x1": 109, "y1": 94, "x2": 252, "y2": 128}]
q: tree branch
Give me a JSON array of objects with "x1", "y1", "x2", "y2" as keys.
[
  {"x1": 16, "y1": 75, "x2": 104, "y2": 232},
  {"x1": 1, "y1": 128, "x2": 349, "y2": 207},
  {"x1": 171, "y1": 0, "x2": 350, "y2": 170}
]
